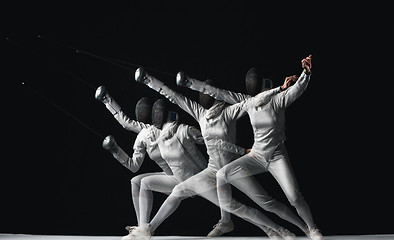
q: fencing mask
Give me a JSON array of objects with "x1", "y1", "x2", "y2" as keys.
[
  {"x1": 135, "y1": 97, "x2": 153, "y2": 123},
  {"x1": 199, "y1": 79, "x2": 216, "y2": 109},
  {"x1": 246, "y1": 67, "x2": 273, "y2": 96},
  {"x1": 152, "y1": 99, "x2": 168, "y2": 129}
]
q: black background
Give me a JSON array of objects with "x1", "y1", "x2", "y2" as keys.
[{"x1": 2, "y1": 0, "x2": 393, "y2": 237}]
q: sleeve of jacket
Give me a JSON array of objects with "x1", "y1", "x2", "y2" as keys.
[
  {"x1": 112, "y1": 133, "x2": 146, "y2": 173},
  {"x1": 146, "y1": 76, "x2": 205, "y2": 121},
  {"x1": 111, "y1": 134, "x2": 145, "y2": 173},
  {"x1": 223, "y1": 99, "x2": 249, "y2": 122},
  {"x1": 125, "y1": 133, "x2": 148, "y2": 173},
  {"x1": 114, "y1": 110, "x2": 151, "y2": 133},
  {"x1": 188, "y1": 77, "x2": 249, "y2": 104},
  {"x1": 102, "y1": 95, "x2": 149, "y2": 133},
  {"x1": 252, "y1": 87, "x2": 281, "y2": 108},
  {"x1": 274, "y1": 71, "x2": 311, "y2": 109}
]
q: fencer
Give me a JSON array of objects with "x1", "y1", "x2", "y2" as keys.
[
  {"x1": 119, "y1": 99, "x2": 214, "y2": 240},
  {"x1": 96, "y1": 88, "x2": 173, "y2": 226},
  {"x1": 176, "y1": 55, "x2": 323, "y2": 240},
  {"x1": 95, "y1": 89, "x2": 207, "y2": 238},
  {"x1": 130, "y1": 68, "x2": 296, "y2": 240}
]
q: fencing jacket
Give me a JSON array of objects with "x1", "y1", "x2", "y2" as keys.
[
  {"x1": 145, "y1": 77, "x2": 248, "y2": 172},
  {"x1": 156, "y1": 122, "x2": 207, "y2": 182},
  {"x1": 187, "y1": 71, "x2": 311, "y2": 162}
]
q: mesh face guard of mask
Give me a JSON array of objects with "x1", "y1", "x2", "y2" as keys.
[
  {"x1": 135, "y1": 97, "x2": 153, "y2": 123},
  {"x1": 152, "y1": 99, "x2": 168, "y2": 129}
]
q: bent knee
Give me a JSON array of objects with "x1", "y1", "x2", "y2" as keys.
[
  {"x1": 140, "y1": 178, "x2": 154, "y2": 191},
  {"x1": 170, "y1": 184, "x2": 191, "y2": 199},
  {"x1": 130, "y1": 176, "x2": 142, "y2": 187},
  {"x1": 171, "y1": 184, "x2": 185, "y2": 197}
]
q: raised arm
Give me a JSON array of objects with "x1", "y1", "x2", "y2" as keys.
[
  {"x1": 135, "y1": 68, "x2": 204, "y2": 121},
  {"x1": 274, "y1": 55, "x2": 313, "y2": 109},
  {"x1": 176, "y1": 71, "x2": 249, "y2": 104},
  {"x1": 95, "y1": 86, "x2": 150, "y2": 133}
]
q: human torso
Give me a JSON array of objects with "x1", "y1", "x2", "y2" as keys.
[
  {"x1": 248, "y1": 97, "x2": 286, "y2": 161},
  {"x1": 199, "y1": 106, "x2": 242, "y2": 172},
  {"x1": 157, "y1": 123, "x2": 206, "y2": 181},
  {"x1": 138, "y1": 126, "x2": 172, "y2": 172}
]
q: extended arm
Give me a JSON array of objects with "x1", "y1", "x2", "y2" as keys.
[
  {"x1": 176, "y1": 71, "x2": 249, "y2": 104},
  {"x1": 135, "y1": 68, "x2": 204, "y2": 121},
  {"x1": 279, "y1": 72, "x2": 311, "y2": 108},
  {"x1": 95, "y1": 86, "x2": 150, "y2": 133}
]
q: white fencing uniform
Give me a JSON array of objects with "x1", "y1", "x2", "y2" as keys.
[
  {"x1": 188, "y1": 72, "x2": 316, "y2": 233},
  {"x1": 103, "y1": 99, "x2": 206, "y2": 227},
  {"x1": 135, "y1": 121, "x2": 207, "y2": 226},
  {"x1": 112, "y1": 110, "x2": 171, "y2": 173},
  {"x1": 156, "y1": 122, "x2": 206, "y2": 182},
  {"x1": 142, "y1": 77, "x2": 290, "y2": 236},
  {"x1": 101, "y1": 98, "x2": 173, "y2": 225}
]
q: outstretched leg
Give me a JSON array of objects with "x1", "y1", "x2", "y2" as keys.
[
  {"x1": 268, "y1": 144, "x2": 322, "y2": 239},
  {"x1": 217, "y1": 152, "x2": 308, "y2": 233},
  {"x1": 176, "y1": 172, "x2": 284, "y2": 238},
  {"x1": 149, "y1": 193, "x2": 184, "y2": 231}
]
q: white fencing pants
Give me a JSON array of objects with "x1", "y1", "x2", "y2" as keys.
[
  {"x1": 130, "y1": 172, "x2": 180, "y2": 226},
  {"x1": 216, "y1": 144, "x2": 314, "y2": 233},
  {"x1": 149, "y1": 168, "x2": 282, "y2": 233}
]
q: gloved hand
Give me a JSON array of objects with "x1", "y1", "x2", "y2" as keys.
[
  {"x1": 95, "y1": 86, "x2": 121, "y2": 115},
  {"x1": 102, "y1": 135, "x2": 119, "y2": 154},
  {"x1": 135, "y1": 67, "x2": 165, "y2": 92},
  {"x1": 95, "y1": 86, "x2": 108, "y2": 102},
  {"x1": 176, "y1": 71, "x2": 191, "y2": 87},
  {"x1": 135, "y1": 67, "x2": 148, "y2": 83}
]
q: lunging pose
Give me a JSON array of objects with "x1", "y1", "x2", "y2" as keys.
[
  {"x1": 95, "y1": 89, "x2": 209, "y2": 240},
  {"x1": 177, "y1": 55, "x2": 322, "y2": 240},
  {"x1": 129, "y1": 69, "x2": 296, "y2": 240},
  {"x1": 96, "y1": 88, "x2": 172, "y2": 226}
]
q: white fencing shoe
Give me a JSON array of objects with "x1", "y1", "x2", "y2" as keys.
[
  {"x1": 262, "y1": 227, "x2": 283, "y2": 240},
  {"x1": 121, "y1": 224, "x2": 152, "y2": 240},
  {"x1": 261, "y1": 226, "x2": 282, "y2": 240},
  {"x1": 309, "y1": 226, "x2": 323, "y2": 240},
  {"x1": 207, "y1": 220, "x2": 234, "y2": 237},
  {"x1": 277, "y1": 227, "x2": 296, "y2": 240}
]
